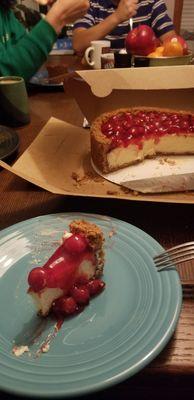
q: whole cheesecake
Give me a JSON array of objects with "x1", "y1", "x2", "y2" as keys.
[
  {"x1": 90, "y1": 107, "x2": 194, "y2": 173},
  {"x1": 28, "y1": 220, "x2": 105, "y2": 317}
]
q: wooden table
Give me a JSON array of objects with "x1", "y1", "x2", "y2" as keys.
[{"x1": 1, "y1": 57, "x2": 194, "y2": 400}]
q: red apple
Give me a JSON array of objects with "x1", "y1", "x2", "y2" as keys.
[
  {"x1": 125, "y1": 25, "x2": 157, "y2": 56},
  {"x1": 164, "y1": 35, "x2": 189, "y2": 55}
]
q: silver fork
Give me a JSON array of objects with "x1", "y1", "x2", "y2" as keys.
[
  {"x1": 129, "y1": 17, "x2": 133, "y2": 31},
  {"x1": 154, "y1": 242, "x2": 194, "y2": 298},
  {"x1": 154, "y1": 242, "x2": 194, "y2": 271}
]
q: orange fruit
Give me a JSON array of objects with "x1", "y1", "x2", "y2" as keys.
[
  {"x1": 148, "y1": 46, "x2": 164, "y2": 58},
  {"x1": 148, "y1": 51, "x2": 159, "y2": 58},
  {"x1": 155, "y1": 46, "x2": 164, "y2": 56},
  {"x1": 163, "y1": 38, "x2": 183, "y2": 57}
]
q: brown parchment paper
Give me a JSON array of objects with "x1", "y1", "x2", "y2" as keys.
[{"x1": 0, "y1": 117, "x2": 194, "y2": 204}]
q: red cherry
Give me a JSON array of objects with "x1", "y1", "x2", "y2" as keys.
[
  {"x1": 52, "y1": 297, "x2": 63, "y2": 315},
  {"x1": 114, "y1": 124, "x2": 125, "y2": 136},
  {"x1": 101, "y1": 122, "x2": 113, "y2": 135},
  {"x1": 63, "y1": 297, "x2": 78, "y2": 314},
  {"x1": 123, "y1": 135, "x2": 133, "y2": 147},
  {"x1": 64, "y1": 234, "x2": 88, "y2": 254},
  {"x1": 111, "y1": 137, "x2": 123, "y2": 148},
  {"x1": 159, "y1": 113, "x2": 168, "y2": 122},
  {"x1": 137, "y1": 126, "x2": 146, "y2": 135},
  {"x1": 163, "y1": 120, "x2": 173, "y2": 131},
  {"x1": 147, "y1": 124, "x2": 156, "y2": 134},
  {"x1": 110, "y1": 114, "x2": 120, "y2": 123},
  {"x1": 166, "y1": 125, "x2": 175, "y2": 134},
  {"x1": 133, "y1": 117, "x2": 142, "y2": 126},
  {"x1": 53, "y1": 296, "x2": 78, "y2": 315},
  {"x1": 28, "y1": 267, "x2": 47, "y2": 292},
  {"x1": 136, "y1": 111, "x2": 146, "y2": 121},
  {"x1": 126, "y1": 113, "x2": 133, "y2": 121},
  {"x1": 108, "y1": 117, "x2": 118, "y2": 128},
  {"x1": 75, "y1": 276, "x2": 89, "y2": 286},
  {"x1": 71, "y1": 286, "x2": 90, "y2": 305},
  {"x1": 169, "y1": 125, "x2": 181, "y2": 134},
  {"x1": 128, "y1": 126, "x2": 140, "y2": 137},
  {"x1": 153, "y1": 120, "x2": 161, "y2": 129},
  {"x1": 158, "y1": 126, "x2": 168, "y2": 135},
  {"x1": 180, "y1": 120, "x2": 189, "y2": 130},
  {"x1": 102, "y1": 110, "x2": 194, "y2": 148},
  {"x1": 122, "y1": 119, "x2": 132, "y2": 130},
  {"x1": 170, "y1": 113, "x2": 180, "y2": 122},
  {"x1": 87, "y1": 279, "x2": 105, "y2": 296},
  {"x1": 149, "y1": 112, "x2": 157, "y2": 120}
]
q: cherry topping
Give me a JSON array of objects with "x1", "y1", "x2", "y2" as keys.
[
  {"x1": 53, "y1": 296, "x2": 78, "y2": 315},
  {"x1": 71, "y1": 285, "x2": 90, "y2": 305},
  {"x1": 87, "y1": 279, "x2": 105, "y2": 296},
  {"x1": 63, "y1": 234, "x2": 88, "y2": 254},
  {"x1": 75, "y1": 276, "x2": 89, "y2": 286},
  {"x1": 101, "y1": 110, "x2": 194, "y2": 149},
  {"x1": 180, "y1": 120, "x2": 189, "y2": 130},
  {"x1": 28, "y1": 267, "x2": 47, "y2": 292}
]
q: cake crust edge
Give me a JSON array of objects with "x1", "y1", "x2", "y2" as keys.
[{"x1": 69, "y1": 219, "x2": 105, "y2": 277}]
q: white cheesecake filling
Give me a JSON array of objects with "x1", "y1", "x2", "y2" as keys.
[
  {"x1": 76, "y1": 259, "x2": 95, "y2": 279},
  {"x1": 107, "y1": 135, "x2": 194, "y2": 169},
  {"x1": 155, "y1": 135, "x2": 194, "y2": 153},
  {"x1": 29, "y1": 259, "x2": 95, "y2": 316},
  {"x1": 29, "y1": 288, "x2": 63, "y2": 317}
]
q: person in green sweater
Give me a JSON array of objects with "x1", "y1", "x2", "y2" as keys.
[{"x1": 0, "y1": 0, "x2": 89, "y2": 81}]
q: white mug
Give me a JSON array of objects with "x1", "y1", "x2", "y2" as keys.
[{"x1": 85, "y1": 40, "x2": 111, "y2": 69}]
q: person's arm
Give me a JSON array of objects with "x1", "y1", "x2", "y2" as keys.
[
  {"x1": 151, "y1": 0, "x2": 176, "y2": 41},
  {"x1": 0, "y1": 16, "x2": 57, "y2": 81},
  {"x1": 0, "y1": 0, "x2": 89, "y2": 81},
  {"x1": 73, "y1": 0, "x2": 138, "y2": 54},
  {"x1": 45, "y1": 0, "x2": 89, "y2": 33}
]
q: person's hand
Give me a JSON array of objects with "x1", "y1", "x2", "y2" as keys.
[
  {"x1": 115, "y1": 0, "x2": 138, "y2": 24},
  {"x1": 35, "y1": 0, "x2": 55, "y2": 5},
  {"x1": 45, "y1": 0, "x2": 89, "y2": 34}
]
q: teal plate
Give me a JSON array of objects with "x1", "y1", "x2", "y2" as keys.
[{"x1": 0, "y1": 213, "x2": 182, "y2": 398}]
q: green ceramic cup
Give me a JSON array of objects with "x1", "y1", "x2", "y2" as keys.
[{"x1": 0, "y1": 76, "x2": 30, "y2": 127}]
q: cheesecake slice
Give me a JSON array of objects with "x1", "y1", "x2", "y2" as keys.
[
  {"x1": 28, "y1": 220, "x2": 105, "y2": 317},
  {"x1": 91, "y1": 107, "x2": 194, "y2": 173}
]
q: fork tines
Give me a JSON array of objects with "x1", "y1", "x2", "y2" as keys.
[{"x1": 154, "y1": 241, "x2": 194, "y2": 271}]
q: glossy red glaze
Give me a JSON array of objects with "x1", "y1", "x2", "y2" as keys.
[
  {"x1": 87, "y1": 279, "x2": 106, "y2": 296},
  {"x1": 63, "y1": 234, "x2": 88, "y2": 254},
  {"x1": 52, "y1": 278, "x2": 105, "y2": 317},
  {"x1": 101, "y1": 111, "x2": 194, "y2": 149},
  {"x1": 28, "y1": 234, "x2": 95, "y2": 293},
  {"x1": 53, "y1": 296, "x2": 78, "y2": 315},
  {"x1": 71, "y1": 285, "x2": 90, "y2": 305},
  {"x1": 28, "y1": 267, "x2": 47, "y2": 291}
]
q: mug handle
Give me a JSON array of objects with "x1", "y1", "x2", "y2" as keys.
[{"x1": 85, "y1": 46, "x2": 94, "y2": 66}]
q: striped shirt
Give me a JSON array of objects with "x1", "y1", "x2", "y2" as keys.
[{"x1": 74, "y1": 0, "x2": 174, "y2": 49}]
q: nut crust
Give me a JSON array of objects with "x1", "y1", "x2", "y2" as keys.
[{"x1": 69, "y1": 219, "x2": 105, "y2": 276}]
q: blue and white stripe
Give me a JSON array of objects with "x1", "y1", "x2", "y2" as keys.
[{"x1": 74, "y1": 0, "x2": 174, "y2": 49}]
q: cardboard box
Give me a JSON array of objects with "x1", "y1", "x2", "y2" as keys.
[
  {"x1": 0, "y1": 117, "x2": 194, "y2": 204},
  {"x1": 68, "y1": 65, "x2": 194, "y2": 123},
  {"x1": 1, "y1": 66, "x2": 194, "y2": 203},
  {"x1": 66, "y1": 65, "x2": 194, "y2": 194}
]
